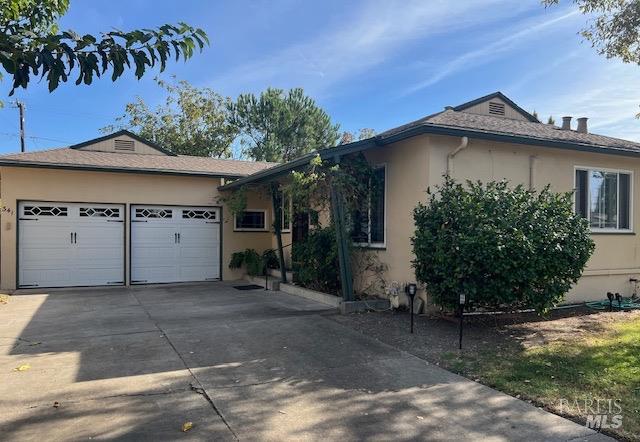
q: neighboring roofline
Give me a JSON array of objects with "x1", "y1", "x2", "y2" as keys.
[
  {"x1": 452, "y1": 91, "x2": 539, "y2": 123},
  {"x1": 219, "y1": 122, "x2": 640, "y2": 190},
  {"x1": 69, "y1": 129, "x2": 178, "y2": 156},
  {"x1": 0, "y1": 159, "x2": 252, "y2": 179}
]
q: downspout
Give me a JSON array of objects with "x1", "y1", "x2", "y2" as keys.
[
  {"x1": 529, "y1": 155, "x2": 538, "y2": 190},
  {"x1": 446, "y1": 137, "x2": 469, "y2": 176}
]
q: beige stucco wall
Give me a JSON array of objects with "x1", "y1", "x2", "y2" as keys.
[
  {"x1": 0, "y1": 166, "x2": 274, "y2": 290},
  {"x1": 359, "y1": 133, "x2": 640, "y2": 304}
]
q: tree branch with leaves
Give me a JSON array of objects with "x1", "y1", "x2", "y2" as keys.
[{"x1": 0, "y1": 0, "x2": 208, "y2": 97}]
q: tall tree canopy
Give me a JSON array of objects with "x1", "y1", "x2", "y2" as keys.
[
  {"x1": 229, "y1": 87, "x2": 340, "y2": 162},
  {"x1": 339, "y1": 128, "x2": 376, "y2": 145},
  {"x1": 545, "y1": 0, "x2": 640, "y2": 64},
  {"x1": 0, "y1": 0, "x2": 208, "y2": 97},
  {"x1": 103, "y1": 78, "x2": 236, "y2": 157}
]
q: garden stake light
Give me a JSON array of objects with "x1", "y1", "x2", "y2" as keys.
[
  {"x1": 405, "y1": 283, "x2": 417, "y2": 334},
  {"x1": 459, "y1": 294, "x2": 466, "y2": 350},
  {"x1": 615, "y1": 292, "x2": 622, "y2": 308}
]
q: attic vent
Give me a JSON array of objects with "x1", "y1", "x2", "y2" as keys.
[
  {"x1": 488, "y1": 102, "x2": 505, "y2": 116},
  {"x1": 114, "y1": 139, "x2": 135, "y2": 151}
]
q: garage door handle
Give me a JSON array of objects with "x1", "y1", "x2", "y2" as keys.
[
  {"x1": 70, "y1": 232, "x2": 73, "y2": 243},
  {"x1": 73, "y1": 232, "x2": 77, "y2": 244},
  {"x1": 174, "y1": 233, "x2": 177, "y2": 243},
  {"x1": 177, "y1": 233, "x2": 181, "y2": 243},
  {"x1": 19, "y1": 217, "x2": 38, "y2": 221}
]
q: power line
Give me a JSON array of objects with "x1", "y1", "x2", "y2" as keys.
[{"x1": 0, "y1": 132, "x2": 71, "y2": 144}]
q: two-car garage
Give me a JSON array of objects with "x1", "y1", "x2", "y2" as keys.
[{"x1": 17, "y1": 201, "x2": 221, "y2": 289}]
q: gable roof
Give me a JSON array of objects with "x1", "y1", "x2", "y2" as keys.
[
  {"x1": 0, "y1": 147, "x2": 277, "y2": 178},
  {"x1": 452, "y1": 91, "x2": 539, "y2": 122},
  {"x1": 221, "y1": 93, "x2": 640, "y2": 190},
  {"x1": 70, "y1": 129, "x2": 177, "y2": 156}
]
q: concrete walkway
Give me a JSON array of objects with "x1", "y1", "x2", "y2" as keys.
[{"x1": 0, "y1": 282, "x2": 612, "y2": 441}]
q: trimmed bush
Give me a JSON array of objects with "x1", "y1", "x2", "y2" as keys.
[{"x1": 412, "y1": 178, "x2": 595, "y2": 314}]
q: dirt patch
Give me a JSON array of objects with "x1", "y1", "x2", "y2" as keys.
[{"x1": 329, "y1": 307, "x2": 640, "y2": 369}]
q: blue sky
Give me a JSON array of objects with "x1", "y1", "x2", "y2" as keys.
[{"x1": 2, "y1": 0, "x2": 640, "y2": 156}]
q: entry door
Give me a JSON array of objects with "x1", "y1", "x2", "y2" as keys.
[
  {"x1": 18, "y1": 202, "x2": 125, "y2": 288},
  {"x1": 130, "y1": 205, "x2": 221, "y2": 284}
]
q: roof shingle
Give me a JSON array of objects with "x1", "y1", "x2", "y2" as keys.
[
  {"x1": 0, "y1": 148, "x2": 278, "y2": 177},
  {"x1": 379, "y1": 109, "x2": 640, "y2": 154}
]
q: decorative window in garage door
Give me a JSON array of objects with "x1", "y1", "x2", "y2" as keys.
[
  {"x1": 23, "y1": 205, "x2": 68, "y2": 216},
  {"x1": 182, "y1": 209, "x2": 217, "y2": 220},
  {"x1": 80, "y1": 207, "x2": 121, "y2": 218},
  {"x1": 135, "y1": 208, "x2": 173, "y2": 219}
]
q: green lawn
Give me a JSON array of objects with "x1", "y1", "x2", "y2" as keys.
[{"x1": 449, "y1": 316, "x2": 640, "y2": 440}]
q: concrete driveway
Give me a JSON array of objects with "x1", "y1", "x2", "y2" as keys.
[{"x1": 0, "y1": 282, "x2": 611, "y2": 441}]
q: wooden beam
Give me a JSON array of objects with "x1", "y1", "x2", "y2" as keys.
[
  {"x1": 270, "y1": 182, "x2": 287, "y2": 283},
  {"x1": 330, "y1": 174, "x2": 354, "y2": 302}
]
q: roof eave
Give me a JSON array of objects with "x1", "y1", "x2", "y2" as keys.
[
  {"x1": 0, "y1": 160, "x2": 250, "y2": 179},
  {"x1": 219, "y1": 124, "x2": 640, "y2": 190}
]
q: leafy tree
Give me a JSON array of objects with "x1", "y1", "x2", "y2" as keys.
[
  {"x1": 412, "y1": 177, "x2": 594, "y2": 314},
  {"x1": 0, "y1": 0, "x2": 208, "y2": 97},
  {"x1": 547, "y1": 115, "x2": 556, "y2": 125},
  {"x1": 544, "y1": 0, "x2": 640, "y2": 64},
  {"x1": 229, "y1": 87, "x2": 340, "y2": 162},
  {"x1": 339, "y1": 128, "x2": 376, "y2": 145},
  {"x1": 103, "y1": 78, "x2": 236, "y2": 157},
  {"x1": 532, "y1": 110, "x2": 539, "y2": 122}
]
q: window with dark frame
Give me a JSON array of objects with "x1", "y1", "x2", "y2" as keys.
[
  {"x1": 575, "y1": 168, "x2": 631, "y2": 231},
  {"x1": 351, "y1": 166, "x2": 386, "y2": 246},
  {"x1": 235, "y1": 210, "x2": 266, "y2": 230}
]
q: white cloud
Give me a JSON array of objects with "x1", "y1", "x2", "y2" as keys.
[
  {"x1": 529, "y1": 60, "x2": 640, "y2": 141},
  {"x1": 401, "y1": 8, "x2": 581, "y2": 95},
  {"x1": 210, "y1": 0, "x2": 527, "y2": 95}
]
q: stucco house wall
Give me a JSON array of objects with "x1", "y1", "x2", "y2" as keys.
[
  {"x1": 354, "y1": 134, "x2": 640, "y2": 304},
  {"x1": 0, "y1": 166, "x2": 274, "y2": 290}
]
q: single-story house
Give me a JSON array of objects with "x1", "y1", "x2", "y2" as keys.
[{"x1": 0, "y1": 92, "x2": 638, "y2": 303}]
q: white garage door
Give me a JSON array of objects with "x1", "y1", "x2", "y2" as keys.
[
  {"x1": 18, "y1": 202, "x2": 125, "y2": 288},
  {"x1": 130, "y1": 205, "x2": 221, "y2": 284}
]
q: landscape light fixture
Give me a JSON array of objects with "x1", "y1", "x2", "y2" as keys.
[
  {"x1": 405, "y1": 283, "x2": 418, "y2": 334},
  {"x1": 607, "y1": 292, "x2": 614, "y2": 311},
  {"x1": 458, "y1": 293, "x2": 466, "y2": 350},
  {"x1": 615, "y1": 292, "x2": 622, "y2": 308}
]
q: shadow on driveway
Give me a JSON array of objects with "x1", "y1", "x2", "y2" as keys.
[{"x1": 0, "y1": 282, "x2": 612, "y2": 441}]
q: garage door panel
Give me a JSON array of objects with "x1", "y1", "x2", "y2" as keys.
[
  {"x1": 20, "y1": 269, "x2": 76, "y2": 288},
  {"x1": 131, "y1": 205, "x2": 220, "y2": 284},
  {"x1": 180, "y1": 266, "x2": 218, "y2": 281},
  {"x1": 20, "y1": 223, "x2": 71, "y2": 249},
  {"x1": 18, "y1": 202, "x2": 124, "y2": 288}
]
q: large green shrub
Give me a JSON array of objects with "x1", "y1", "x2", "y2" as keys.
[
  {"x1": 412, "y1": 178, "x2": 595, "y2": 314},
  {"x1": 292, "y1": 226, "x2": 340, "y2": 295}
]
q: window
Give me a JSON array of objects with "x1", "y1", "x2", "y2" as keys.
[
  {"x1": 575, "y1": 168, "x2": 632, "y2": 231},
  {"x1": 275, "y1": 191, "x2": 291, "y2": 232},
  {"x1": 351, "y1": 165, "x2": 386, "y2": 246},
  {"x1": 23, "y1": 205, "x2": 67, "y2": 217},
  {"x1": 235, "y1": 210, "x2": 267, "y2": 231}
]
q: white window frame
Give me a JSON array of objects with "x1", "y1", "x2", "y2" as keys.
[
  {"x1": 278, "y1": 190, "x2": 291, "y2": 233},
  {"x1": 234, "y1": 209, "x2": 269, "y2": 232},
  {"x1": 353, "y1": 164, "x2": 387, "y2": 249},
  {"x1": 574, "y1": 165, "x2": 633, "y2": 233}
]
